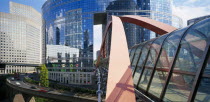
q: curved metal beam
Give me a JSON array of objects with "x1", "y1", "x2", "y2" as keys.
[
  {"x1": 96, "y1": 15, "x2": 177, "y2": 102},
  {"x1": 105, "y1": 16, "x2": 135, "y2": 102},
  {"x1": 119, "y1": 15, "x2": 177, "y2": 35},
  {"x1": 96, "y1": 15, "x2": 177, "y2": 63}
]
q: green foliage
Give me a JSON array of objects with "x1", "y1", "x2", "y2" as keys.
[
  {"x1": 35, "y1": 97, "x2": 55, "y2": 102},
  {"x1": 94, "y1": 60, "x2": 97, "y2": 64},
  {"x1": 24, "y1": 77, "x2": 39, "y2": 85},
  {"x1": 49, "y1": 82, "x2": 96, "y2": 95},
  {"x1": 40, "y1": 64, "x2": 49, "y2": 87}
]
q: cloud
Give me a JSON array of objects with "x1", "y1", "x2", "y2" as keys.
[
  {"x1": 186, "y1": 0, "x2": 197, "y2": 3},
  {"x1": 173, "y1": 0, "x2": 210, "y2": 26}
]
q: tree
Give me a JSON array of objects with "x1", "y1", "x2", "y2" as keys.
[{"x1": 40, "y1": 64, "x2": 49, "y2": 87}]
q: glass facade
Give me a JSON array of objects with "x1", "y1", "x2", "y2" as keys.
[
  {"x1": 130, "y1": 18, "x2": 210, "y2": 101},
  {"x1": 42, "y1": 0, "x2": 95, "y2": 71},
  {"x1": 42, "y1": 0, "x2": 181, "y2": 85},
  {"x1": 98, "y1": 0, "x2": 182, "y2": 48},
  {"x1": 42, "y1": 0, "x2": 181, "y2": 68},
  {"x1": 0, "y1": 2, "x2": 44, "y2": 74}
]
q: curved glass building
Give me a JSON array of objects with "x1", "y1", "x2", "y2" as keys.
[
  {"x1": 0, "y1": 2, "x2": 44, "y2": 74},
  {"x1": 42, "y1": 0, "x2": 182, "y2": 85},
  {"x1": 130, "y1": 18, "x2": 210, "y2": 102}
]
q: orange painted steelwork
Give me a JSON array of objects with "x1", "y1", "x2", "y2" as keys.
[
  {"x1": 96, "y1": 15, "x2": 177, "y2": 102},
  {"x1": 119, "y1": 15, "x2": 177, "y2": 35},
  {"x1": 105, "y1": 16, "x2": 136, "y2": 102}
]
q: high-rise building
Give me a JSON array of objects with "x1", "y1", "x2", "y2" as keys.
[
  {"x1": 97, "y1": 0, "x2": 182, "y2": 47},
  {"x1": 187, "y1": 15, "x2": 210, "y2": 25},
  {"x1": 0, "y1": 2, "x2": 44, "y2": 74},
  {"x1": 42, "y1": 0, "x2": 182, "y2": 85}
]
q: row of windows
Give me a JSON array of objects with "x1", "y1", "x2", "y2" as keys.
[
  {"x1": 0, "y1": 66, "x2": 35, "y2": 74},
  {"x1": 0, "y1": 11, "x2": 43, "y2": 65},
  {"x1": 49, "y1": 72, "x2": 93, "y2": 85},
  {"x1": 130, "y1": 18, "x2": 210, "y2": 101}
]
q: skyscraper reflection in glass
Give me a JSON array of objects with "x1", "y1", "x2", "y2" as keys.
[{"x1": 42, "y1": 0, "x2": 182, "y2": 85}]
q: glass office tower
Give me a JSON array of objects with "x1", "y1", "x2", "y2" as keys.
[
  {"x1": 42, "y1": 0, "x2": 182, "y2": 85},
  {"x1": 96, "y1": 0, "x2": 182, "y2": 47}
]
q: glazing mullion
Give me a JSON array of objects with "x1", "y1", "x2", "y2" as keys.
[
  {"x1": 130, "y1": 46, "x2": 137, "y2": 57},
  {"x1": 159, "y1": 26, "x2": 193, "y2": 100},
  {"x1": 132, "y1": 44, "x2": 147, "y2": 77},
  {"x1": 130, "y1": 47, "x2": 138, "y2": 64},
  {"x1": 146, "y1": 33, "x2": 172, "y2": 93},
  {"x1": 188, "y1": 39, "x2": 210, "y2": 102},
  {"x1": 193, "y1": 29, "x2": 208, "y2": 38},
  {"x1": 129, "y1": 48, "x2": 133, "y2": 56},
  {"x1": 136, "y1": 39, "x2": 156, "y2": 90}
]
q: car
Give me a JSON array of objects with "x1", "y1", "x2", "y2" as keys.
[
  {"x1": 16, "y1": 82, "x2": 20, "y2": 85},
  {"x1": 30, "y1": 86, "x2": 37, "y2": 89},
  {"x1": 38, "y1": 89, "x2": 47, "y2": 92}
]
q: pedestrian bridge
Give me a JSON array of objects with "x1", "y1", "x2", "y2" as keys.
[
  {"x1": 96, "y1": 16, "x2": 210, "y2": 102},
  {"x1": 4, "y1": 15, "x2": 210, "y2": 102},
  {"x1": 130, "y1": 18, "x2": 210, "y2": 102}
]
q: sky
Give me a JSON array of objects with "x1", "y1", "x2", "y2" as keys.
[
  {"x1": 173, "y1": 0, "x2": 210, "y2": 26},
  {"x1": 0, "y1": 0, "x2": 46, "y2": 13},
  {"x1": 0, "y1": 0, "x2": 209, "y2": 25},
  {"x1": 0, "y1": 0, "x2": 209, "y2": 59}
]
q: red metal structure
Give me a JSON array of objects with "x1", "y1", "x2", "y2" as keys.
[{"x1": 96, "y1": 15, "x2": 177, "y2": 102}]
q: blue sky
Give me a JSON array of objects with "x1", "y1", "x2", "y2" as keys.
[{"x1": 0, "y1": 0, "x2": 46, "y2": 13}]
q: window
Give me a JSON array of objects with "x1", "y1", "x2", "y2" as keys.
[
  {"x1": 131, "y1": 45, "x2": 142, "y2": 70},
  {"x1": 164, "y1": 19, "x2": 210, "y2": 101}
]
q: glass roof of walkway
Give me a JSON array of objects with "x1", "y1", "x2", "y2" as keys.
[{"x1": 130, "y1": 18, "x2": 210, "y2": 102}]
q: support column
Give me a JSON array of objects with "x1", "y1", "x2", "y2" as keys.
[{"x1": 13, "y1": 94, "x2": 25, "y2": 102}]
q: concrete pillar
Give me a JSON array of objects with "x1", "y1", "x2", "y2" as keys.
[
  {"x1": 69, "y1": 73, "x2": 72, "y2": 84},
  {"x1": 69, "y1": 73, "x2": 70, "y2": 84},
  {"x1": 53, "y1": 73, "x2": 55, "y2": 80},
  {"x1": 13, "y1": 94, "x2": 25, "y2": 102},
  {"x1": 90, "y1": 73, "x2": 92, "y2": 84},
  {"x1": 29, "y1": 97, "x2": 36, "y2": 102},
  {"x1": 78, "y1": 73, "x2": 80, "y2": 84},
  {"x1": 51, "y1": 72, "x2": 53, "y2": 80},
  {"x1": 59, "y1": 73, "x2": 61, "y2": 83},
  {"x1": 20, "y1": 66, "x2": 22, "y2": 73},
  {"x1": 86, "y1": 73, "x2": 88, "y2": 85},
  {"x1": 82, "y1": 73, "x2": 85, "y2": 84}
]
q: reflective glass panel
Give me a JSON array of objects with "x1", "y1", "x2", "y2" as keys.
[
  {"x1": 136, "y1": 40, "x2": 153, "y2": 89},
  {"x1": 149, "y1": 28, "x2": 188, "y2": 98},
  {"x1": 195, "y1": 55, "x2": 210, "y2": 102},
  {"x1": 131, "y1": 45, "x2": 143, "y2": 70},
  {"x1": 133, "y1": 42, "x2": 150, "y2": 86},
  {"x1": 138, "y1": 35, "x2": 167, "y2": 90},
  {"x1": 194, "y1": 19, "x2": 210, "y2": 102},
  {"x1": 130, "y1": 47, "x2": 137, "y2": 62},
  {"x1": 164, "y1": 21, "x2": 209, "y2": 101}
]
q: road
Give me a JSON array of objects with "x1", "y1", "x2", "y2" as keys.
[{"x1": 7, "y1": 74, "x2": 98, "y2": 102}]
